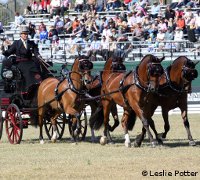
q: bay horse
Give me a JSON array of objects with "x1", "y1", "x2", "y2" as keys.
[
  {"x1": 90, "y1": 54, "x2": 165, "y2": 147},
  {"x1": 135, "y1": 56, "x2": 199, "y2": 147},
  {"x1": 37, "y1": 56, "x2": 93, "y2": 144},
  {"x1": 86, "y1": 69, "x2": 124, "y2": 142}
]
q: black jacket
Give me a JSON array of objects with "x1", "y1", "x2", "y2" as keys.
[{"x1": 3, "y1": 39, "x2": 40, "y2": 59}]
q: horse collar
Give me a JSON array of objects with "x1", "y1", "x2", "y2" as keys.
[{"x1": 134, "y1": 68, "x2": 149, "y2": 92}]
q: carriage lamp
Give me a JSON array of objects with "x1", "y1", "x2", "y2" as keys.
[{"x1": 2, "y1": 69, "x2": 13, "y2": 79}]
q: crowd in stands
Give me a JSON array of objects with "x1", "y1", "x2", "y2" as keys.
[{"x1": 1, "y1": 0, "x2": 200, "y2": 60}]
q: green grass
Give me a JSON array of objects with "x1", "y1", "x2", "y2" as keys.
[{"x1": 0, "y1": 114, "x2": 200, "y2": 179}]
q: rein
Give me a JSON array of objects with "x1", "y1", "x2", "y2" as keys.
[
  {"x1": 134, "y1": 66, "x2": 152, "y2": 92},
  {"x1": 163, "y1": 68, "x2": 190, "y2": 94}
]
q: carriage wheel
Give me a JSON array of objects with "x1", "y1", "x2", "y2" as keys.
[
  {"x1": 0, "y1": 108, "x2": 4, "y2": 140},
  {"x1": 5, "y1": 104, "x2": 23, "y2": 144},
  {"x1": 44, "y1": 113, "x2": 66, "y2": 140},
  {"x1": 68, "y1": 109, "x2": 87, "y2": 141}
]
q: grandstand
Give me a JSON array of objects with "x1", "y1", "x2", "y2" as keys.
[{"x1": 0, "y1": 1, "x2": 200, "y2": 62}]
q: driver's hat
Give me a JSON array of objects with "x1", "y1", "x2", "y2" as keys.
[{"x1": 20, "y1": 26, "x2": 29, "y2": 34}]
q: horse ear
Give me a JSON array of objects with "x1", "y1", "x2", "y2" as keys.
[
  {"x1": 159, "y1": 56, "x2": 165, "y2": 62},
  {"x1": 194, "y1": 61, "x2": 199, "y2": 66}
]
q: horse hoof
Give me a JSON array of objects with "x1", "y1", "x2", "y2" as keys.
[
  {"x1": 108, "y1": 141, "x2": 115, "y2": 145},
  {"x1": 157, "y1": 139, "x2": 163, "y2": 145},
  {"x1": 40, "y1": 140, "x2": 44, "y2": 144},
  {"x1": 189, "y1": 141, "x2": 196, "y2": 146},
  {"x1": 158, "y1": 133, "x2": 166, "y2": 139},
  {"x1": 151, "y1": 141, "x2": 157, "y2": 148},
  {"x1": 125, "y1": 142, "x2": 131, "y2": 148},
  {"x1": 100, "y1": 136, "x2": 107, "y2": 145},
  {"x1": 134, "y1": 141, "x2": 141, "y2": 148},
  {"x1": 51, "y1": 138, "x2": 57, "y2": 143}
]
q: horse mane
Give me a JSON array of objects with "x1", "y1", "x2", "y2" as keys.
[
  {"x1": 170, "y1": 56, "x2": 188, "y2": 70},
  {"x1": 139, "y1": 54, "x2": 154, "y2": 64},
  {"x1": 71, "y1": 57, "x2": 79, "y2": 71}
]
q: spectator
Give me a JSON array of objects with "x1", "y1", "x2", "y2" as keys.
[
  {"x1": 100, "y1": 35, "x2": 110, "y2": 60},
  {"x1": 174, "y1": 27, "x2": 184, "y2": 51},
  {"x1": 158, "y1": 18, "x2": 168, "y2": 32},
  {"x1": 51, "y1": 35, "x2": 60, "y2": 58},
  {"x1": 28, "y1": 22, "x2": 36, "y2": 39},
  {"x1": 54, "y1": 15, "x2": 64, "y2": 34},
  {"x1": 132, "y1": 22, "x2": 144, "y2": 41},
  {"x1": 127, "y1": 11, "x2": 137, "y2": 31},
  {"x1": 72, "y1": 17, "x2": 80, "y2": 32},
  {"x1": 96, "y1": 0, "x2": 106, "y2": 12},
  {"x1": 102, "y1": 25, "x2": 112, "y2": 41},
  {"x1": 141, "y1": 15, "x2": 151, "y2": 39},
  {"x1": 61, "y1": 0, "x2": 69, "y2": 16},
  {"x1": 195, "y1": 10, "x2": 200, "y2": 36},
  {"x1": 38, "y1": 21, "x2": 47, "y2": 33},
  {"x1": 187, "y1": 14, "x2": 197, "y2": 42},
  {"x1": 99, "y1": 16, "x2": 108, "y2": 33},
  {"x1": 74, "y1": 0, "x2": 84, "y2": 12},
  {"x1": 167, "y1": 18, "x2": 176, "y2": 31},
  {"x1": 155, "y1": 29, "x2": 165, "y2": 51},
  {"x1": 0, "y1": 21, "x2": 4, "y2": 34},
  {"x1": 87, "y1": 34, "x2": 102, "y2": 61},
  {"x1": 40, "y1": 0, "x2": 51, "y2": 14},
  {"x1": 50, "y1": 0, "x2": 61, "y2": 17},
  {"x1": 48, "y1": 26, "x2": 58, "y2": 42},
  {"x1": 164, "y1": 5, "x2": 175, "y2": 20},
  {"x1": 86, "y1": 0, "x2": 96, "y2": 11},
  {"x1": 13, "y1": 12, "x2": 26, "y2": 29},
  {"x1": 150, "y1": 2, "x2": 160, "y2": 19},
  {"x1": 176, "y1": 15, "x2": 186, "y2": 33},
  {"x1": 40, "y1": 26, "x2": 48, "y2": 43},
  {"x1": 33, "y1": 29, "x2": 40, "y2": 44},
  {"x1": 31, "y1": 0, "x2": 39, "y2": 14},
  {"x1": 63, "y1": 16, "x2": 72, "y2": 34}
]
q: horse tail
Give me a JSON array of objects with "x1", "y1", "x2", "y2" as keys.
[
  {"x1": 127, "y1": 109, "x2": 137, "y2": 131},
  {"x1": 89, "y1": 106, "x2": 104, "y2": 130}
]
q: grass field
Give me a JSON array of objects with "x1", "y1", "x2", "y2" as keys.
[{"x1": 0, "y1": 114, "x2": 200, "y2": 180}]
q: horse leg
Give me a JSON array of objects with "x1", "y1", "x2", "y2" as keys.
[
  {"x1": 109, "y1": 104, "x2": 120, "y2": 132},
  {"x1": 73, "y1": 113, "x2": 81, "y2": 141},
  {"x1": 149, "y1": 117, "x2": 163, "y2": 145},
  {"x1": 38, "y1": 113, "x2": 44, "y2": 144},
  {"x1": 89, "y1": 103, "x2": 97, "y2": 143},
  {"x1": 51, "y1": 114, "x2": 59, "y2": 143},
  {"x1": 129, "y1": 103, "x2": 156, "y2": 147},
  {"x1": 181, "y1": 109, "x2": 196, "y2": 146},
  {"x1": 121, "y1": 111, "x2": 131, "y2": 147},
  {"x1": 90, "y1": 128, "x2": 96, "y2": 143},
  {"x1": 159, "y1": 109, "x2": 170, "y2": 139},
  {"x1": 134, "y1": 127, "x2": 146, "y2": 147},
  {"x1": 100, "y1": 100, "x2": 113, "y2": 145}
]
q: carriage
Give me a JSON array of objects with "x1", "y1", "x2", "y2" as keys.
[{"x1": 0, "y1": 55, "x2": 89, "y2": 144}]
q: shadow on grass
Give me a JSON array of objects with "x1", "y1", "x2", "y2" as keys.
[{"x1": 21, "y1": 135, "x2": 200, "y2": 148}]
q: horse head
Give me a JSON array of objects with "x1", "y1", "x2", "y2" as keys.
[
  {"x1": 182, "y1": 59, "x2": 199, "y2": 81},
  {"x1": 137, "y1": 55, "x2": 164, "y2": 92},
  {"x1": 169, "y1": 57, "x2": 199, "y2": 92},
  {"x1": 78, "y1": 57, "x2": 93, "y2": 85}
]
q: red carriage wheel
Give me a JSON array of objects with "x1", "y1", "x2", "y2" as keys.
[
  {"x1": 68, "y1": 109, "x2": 87, "y2": 141},
  {"x1": 0, "y1": 108, "x2": 4, "y2": 140},
  {"x1": 5, "y1": 104, "x2": 23, "y2": 144},
  {"x1": 44, "y1": 113, "x2": 66, "y2": 140}
]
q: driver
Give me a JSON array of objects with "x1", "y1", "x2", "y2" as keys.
[{"x1": 1, "y1": 26, "x2": 43, "y2": 90}]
